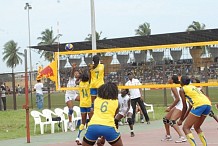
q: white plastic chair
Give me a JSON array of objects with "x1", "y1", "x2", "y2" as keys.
[
  {"x1": 30, "y1": 110, "x2": 50, "y2": 134},
  {"x1": 135, "y1": 102, "x2": 155, "y2": 122},
  {"x1": 54, "y1": 108, "x2": 68, "y2": 132},
  {"x1": 42, "y1": 109, "x2": 63, "y2": 133},
  {"x1": 144, "y1": 102, "x2": 155, "y2": 119}
]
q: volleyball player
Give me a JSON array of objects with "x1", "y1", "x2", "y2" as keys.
[
  {"x1": 178, "y1": 76, "x2": 211, "y2": 146},
  {"x1": 161, "y1": 75, "x2": 187, "y2": 143},
  {"x1": 65, "y1": 63, "x2": 80, "y2": 131},
  {"x1": 115, "y1": 89, "x2": 135, "y2": 137},
  {"x1": 82, "y1": 82, "x2": 123, "y2": 146},
  {"x1": 75, "y1": 71, "x2": 92, "y2": 145},
  {"x1": 89, "y1": 55, "x2": 104, "y2": 108}
]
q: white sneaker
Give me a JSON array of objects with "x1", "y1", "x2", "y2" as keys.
[
  {"x1": 175, "y1": 136, "x2": 187, "y2": 143},
  {"x1": 141, "y1": 119, "x2": 145, "y2": 123},
  {"x1": 191, "y1": 127, "x2": 194, "y2": 130},
  {"x1": 118, "y1": 121, "x2": 123, "y2": 126},
  {"x1": 68, "y1": 122, "x2": 75, "y2": 131},
  {"x1": 161, "y1": 135, "x2": 172, "y2": 141},
  {"x1": 75, "y1": 138, "x2": 82, "y2": 145}
]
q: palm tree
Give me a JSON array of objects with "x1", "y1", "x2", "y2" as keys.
[
  {"x1": 37, "y1": 28, "x2": 59, "y2": 62},
  {"x1": 37, "y1": 28, "x2": 60, "y2": 109},
  {"x1": 135, "y1": 22, "x2": 152, "y2": 63},
  {"x1": 85, "y1": 31, "x2": 107, "y2": 41},
  {"x1": 186, "y1": 21, "x2": 207, "y2": 69},
  {"x1": 186, "y1": 21, "x2": 206, "y2": 31},
  {"x1": 135, "y1": 22, "x2": 151, "y2": 36},
  {"x1": 2, "y1": 40, "x2": 24, "y2": 110}
]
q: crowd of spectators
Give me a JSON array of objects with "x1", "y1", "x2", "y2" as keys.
[
  {"x1": 57, "y1": 59, "x2": 218, "y2": 87},
  {"x1": 106, "y1": 60, "x2": 218, "y2": 85}
]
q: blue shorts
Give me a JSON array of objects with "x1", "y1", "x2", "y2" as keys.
[
  {"x1": 90, "y1": 88, "x2": 97, "y2": 96},
  {"x1": 84, "y1": 125, "x2": 120, "y2": 144},
  {"x1": 191, "y1": 105, "x2": 211, "y2": 117},
  {"x1": 80, "y1": 107, "x2": 91, "y2": 113}
]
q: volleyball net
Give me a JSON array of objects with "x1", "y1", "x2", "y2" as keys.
[{"x1": 52, "y1": 41, "x2": 218, "y2": 91}]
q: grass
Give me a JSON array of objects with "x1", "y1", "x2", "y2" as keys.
[
  {"x1": 0, "y1": 87, "x2": 218, "y2": 141},
  {"x1": 0, "y1": 107, "x2": 166, "y2": 141}
]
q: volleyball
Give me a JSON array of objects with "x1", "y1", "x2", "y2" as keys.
[{"x1": 65, "y1": 43, "x2": 74, "y2": 51}]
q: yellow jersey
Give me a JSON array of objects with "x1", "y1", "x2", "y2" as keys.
[
  {"x1": 79, "y1": 81, "x2": 91, "y2": 107},
  {"x1": 88, "y1": 97, "x2": 118, "y2": 127},
  {"x1": 90, "y1": 64, "x2": 104, "y2": 88},
  {"x1": 183, "y1": 85, "x2": 211, "y2": 108}
]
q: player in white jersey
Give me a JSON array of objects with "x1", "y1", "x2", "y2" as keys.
[
  {"x1": 115, "y1": 89, "x2": 135, "y2": 137},
  {"x1": 162, "y1": 75, "x2": 187, "y2": 143},
  {"x1": 65, "y1": 63, "x2": 81, "y2": 131}
]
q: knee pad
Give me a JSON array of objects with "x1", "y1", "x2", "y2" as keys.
[
  {"x1": 169, "y1": 120, "x2": 176, "y2": 127},
  {"x1": 68, "y1": 108, "x2": 73, "y2": 116},
  {"x1": 127, "y1": 118, "x2": 133, "y2": 125},
  {"x1": 115, "y1": 119, "x2": 119, "y2": 127},
  {"x1": 163, "y1": 117, "x2": 169, "y2": 124},
  {"x1": 79, "y1": 124, "x2": 85, "y2": 131}
]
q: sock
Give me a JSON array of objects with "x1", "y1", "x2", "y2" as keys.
[
  {"x1": 140, "y1": 114, "x2": 143, "y2": 120},
  {"x1": 198, "y1": 132, "x2": 207, "y2": 146},
  {"x1": 186, "y1": 133, "x2": 196, "y2": 146},
  {"x1": 77, "y1": 124, "x2": 84, "y2": 138}
]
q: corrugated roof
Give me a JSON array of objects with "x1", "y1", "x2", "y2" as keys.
[{"x1": 30, "y1": 28, "x2": 218, "y2": 52}]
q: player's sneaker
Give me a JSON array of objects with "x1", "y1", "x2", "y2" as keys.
[
  {"x1": 161, "y1": 135, "x2": 172, "y2": 141},
  {"x1": 68, "y1": 122, "x2": 75, "y2": 132},
  {"x1": 175, "y1": 136, "x2": 187, "y2": 143},
  {"x1": 191, "y1": 127, "x2": 194, "y2": 130},
  {"x1": 118, "y1": 121, "x2": 123, "y2": 126},
  {"x1": 140, "y1": 119, "x2": 145, "y2": 123},
  {"x1": 130, "y1": 132, "x2": 135, "y2": 137},
  {"x1": 75, "y1": 138, "x2": 82, "y2": 145}
]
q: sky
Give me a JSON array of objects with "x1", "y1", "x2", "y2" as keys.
[{"x1": 1, "y1": 0, "x2": 218, "y2": 73}]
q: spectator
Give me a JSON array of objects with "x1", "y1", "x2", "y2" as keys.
[
  {"x1": 0, "y1": 83, "x2": 7, "y2": 111},
  {"x1": 34, "y1": 79, "x2": 44, "y2": 109},
  {"x1": 17, "y1": 84, "x2": 22, "y2": 95}
]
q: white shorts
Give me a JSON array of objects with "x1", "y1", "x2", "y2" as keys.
[
  {"x1": 119, "y1": 106, "x2": 133, "y2": 116},
  {"x1": 65, "y1": 94, "x2": 78, "y2": 103},
  {"x1": 175, "y1": 101, "x2": 189, "y2": 111},
  {"x1": 175, "y1": 103, "x2": 183, "y2": 111}
]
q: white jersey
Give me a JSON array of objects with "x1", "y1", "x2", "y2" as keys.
[
  {"x1": 125, "y1": 78, "x2": 142, "y2": 99},
  {"x1": 118, "y1": 94, "x2": 133, "y2": 115},
  {"x1": 171, "y1": 87, "x2": 183, "y2": 111},
  {"x1": 65, "y1": 77, "x2": 77, "y2": 95},
  {"x1": 65, "y1": 77, "x2": 78, "y2": 103}
]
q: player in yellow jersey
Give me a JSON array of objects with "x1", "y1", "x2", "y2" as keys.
[
  {"x1": 75, "y1": 71, "x2": 92, "y2": 145},
  {"x1": 178, "y1": 76, "x2": 211, "y2": 146},
  {"x1": 82, "y1": 82, "x2": 123, "y2": 146},
  {"x1": 89, "y1": 55, "x2": 104, "y2": 108}
]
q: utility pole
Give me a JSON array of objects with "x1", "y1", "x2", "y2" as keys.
[{"x1": 24, "y1": 3, "x2": 33, "y2": 108}]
